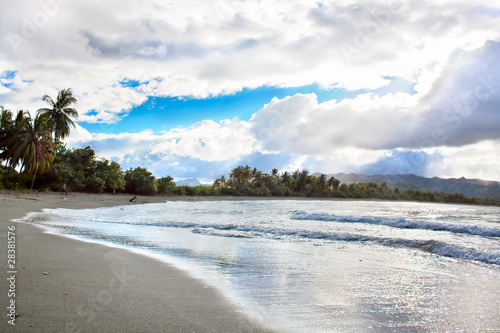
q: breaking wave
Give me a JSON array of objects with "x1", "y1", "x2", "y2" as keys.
[
  {"x1": 19, "y1": 208, "x2": 500, "y2": 266},
  {"x1": 292, "y1": 211, "x2": 500, "y2": 238}
]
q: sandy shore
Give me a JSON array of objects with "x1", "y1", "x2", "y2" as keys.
[{"x1": 0, "y1": 191, "x2": 274, "y2": 332}]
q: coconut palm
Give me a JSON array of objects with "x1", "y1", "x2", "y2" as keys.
[
  {"x1": 327, "y1": 176, "x2": 340, "y2": 191},
  {"x1": 0, "y1": 107, "x2": 13, "y2": 161},
  {"x1": 37, "y1": 88, "x2": 78, "y2": 141},
  {"x1": 0, "y1": 106, "x2": 13, "y2": 130},
  {"x1": 296, "y1": 169, "x2": 311, "y2": 194},
  {"x1": 0, "y1": 110, "x2": 32, "y2": 168},
  {"x1": 271, "y1": 168, "x2": 279, "y2": 178},
  {"x1": 280, "y1": 171, "x2": 291, "y2": 187},
  {"x1": 9, "y1": 112, "x2": 54, "y2": 189},
  {"x1": 315, "y1": 174, "x2": 328, "y2": 192}
]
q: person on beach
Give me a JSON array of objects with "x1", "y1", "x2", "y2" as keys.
[{"x1": 62, "y1": 183, "x2": 69, "y2": 196}]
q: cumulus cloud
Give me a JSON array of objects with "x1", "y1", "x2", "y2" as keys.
[
  {"x1": 67, "y1": 117, "x2": 257, "y2": 176},
  {"x1": 250, "y1": 92, "x2": 415, "y2": 154},
  {"x1": 2, "y1": 0, "x2": 500, "y2": 181},
  {"x1": 65, "y1": 39, "x2": 500, "y2": 180},
  {"x1": 251, "y1": 41, "x2": 500, "y2": 154},
  {"x1": 1, "y1": 0, "x2": 500, "y2": 122},
  {"x1": 387, "y1": 41, "x2": 500, "y2": 149},
  {"x1": 149, "y1": 118, "x2": 256, "y2": 161}
]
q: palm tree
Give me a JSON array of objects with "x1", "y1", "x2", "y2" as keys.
[
  {"x1": 271, "y1": 168, "x2": 279, "y2": 179},
  {"x1": 0, "y1": 106, "x2": 13, "y2": 130},
  {"x1": 327, "y1": 176, "x2": 340, "y2": 191},
  {"x1": 280, "y1": 171, "x2": 291, "y2": 187},
  {"x1": 316, "y1": 174, "x2": 327, "y2": 192},
  {"x1": 37, "y1": 88, "x2": 78, "y2": 141},
  {"x1": 0, "y1": 107, "x2": 14, "y2": 163},
  {"x1": 297, "y1": 169, "x2": 311, "y2": 194},
  {"x1": 9, "y1": 112, "x2": 54, "y2": 189},
  {"x1": 0, "y1": 110, "x2": 31, "y2": 168}
]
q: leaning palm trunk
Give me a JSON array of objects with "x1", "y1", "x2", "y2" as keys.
[{"x1": 30, "y1": 163, "x2": 39, "y2": 190}]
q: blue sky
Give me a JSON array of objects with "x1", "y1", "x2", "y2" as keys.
[
  {"x1": 1, "y1": 0, "x2": 500, "y2": 182},
  {"x1": 84, "y1": 82, "x2": 412, "y2": 134}
]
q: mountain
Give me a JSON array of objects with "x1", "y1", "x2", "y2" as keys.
[
  {"x1": 311, "y1": 173, "x2": 500, "y2": 200},
  {"x1": 175, "y1": 178, "x2": 202, "y2": 187}
]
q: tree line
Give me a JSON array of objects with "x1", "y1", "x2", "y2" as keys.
[
  {"x1": 0, "y1": 90, "x2": 496, "y2": 205},
  {"x1": 212, "y1": 165, "x2": 488, "y2": 204}
]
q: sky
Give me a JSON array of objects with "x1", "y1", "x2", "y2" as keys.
[{"x1": 1, "y1": 0, "x2": 500, "y2": 182}]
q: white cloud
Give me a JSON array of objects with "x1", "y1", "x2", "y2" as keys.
[
  {"x1": 64, "y1": 39, "x2": 500, "y2": 180},
  {"x1": 250, "y1": 92, "x2": 416, "y2": 153},
  {"x1": 150, "y1": 118, "x2": 256, "y2": 161},
  {"x1": 70, "y1": 118, "x2": 256, "y2": 164},
  {"x1": 251, "y1": 41, "x2": 500, "y2": 153},
  {"x1": 0, "y1": 85, "x2": 11, "y2": 95},
  {"x1": 1, "y1": 0, "x2": 500, "y2": 122},
  {"x1": 65, "y1": 123, "x2": 92, "y2": 145},
  {"x1": 428, "y1": 141, "x2": 500, "y2": 181},
  {"x1": 1, "y1": 0, "x2": 500, "y2": 181}
]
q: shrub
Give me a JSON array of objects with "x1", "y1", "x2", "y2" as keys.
[{"x1": 125, "y1": 167, "x2": 157, "y2": 195}]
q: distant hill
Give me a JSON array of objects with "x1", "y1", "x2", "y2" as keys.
[
  {"x1": 312, "y1": 173, "x2": 500, "y2": 200},
  {"x1": 175, "y1": 178, "x2": 202, "y2": 187}
]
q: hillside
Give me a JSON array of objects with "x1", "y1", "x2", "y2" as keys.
[
  {"x1": 312, "y1": 173, "x2": 500, "y2": 200},
  {"x1": 175, "y1": 178, "x2": 202, "y2": 187}
]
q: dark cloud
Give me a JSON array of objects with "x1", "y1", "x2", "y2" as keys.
[
  {"x1": 81, "y1": 31, "x2": 208, "y2": 60},
  {"x1": 251, "y1": 41, "x2": 500, "y2": 155},
  {"x1": 388, "y1": 41, "x2": 500, "y2": 148},
  {"x1": 359, "y1": 150, "x2": 437, "y2": 176}
]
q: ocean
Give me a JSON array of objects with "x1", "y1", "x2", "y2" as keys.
[{"x1": 20, "y1": 199, "x2": 500, "y2": 332}]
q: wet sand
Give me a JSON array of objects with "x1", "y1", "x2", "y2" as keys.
[{"x1": 0, "y1": 191, "x2": 274, "y2": 332}]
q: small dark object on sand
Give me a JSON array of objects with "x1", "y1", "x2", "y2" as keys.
[{"x1": 130, "y1": 196, "x2": 137, "y2": 202}]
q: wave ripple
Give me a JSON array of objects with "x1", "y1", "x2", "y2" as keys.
[{"x1": 292, "y1": 211, "x2": 500, "y2": 238}]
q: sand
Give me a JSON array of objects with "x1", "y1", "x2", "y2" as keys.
[{"x1": 0, "y1": 191, "x2": 274, "y2": 332}]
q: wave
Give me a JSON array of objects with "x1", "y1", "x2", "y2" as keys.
[
  {"x1": 292, "y1": 211, "x2": 500, "y2": 238},
  {"x1": 20, "y1": 209, "x2": 500, "y2": 266},
  {"x1": 191, "y1": 226, "x2": 500, "y2": 265},
  {"x1": 15, "y1": 211, "x2": 54, "y2": 223}
]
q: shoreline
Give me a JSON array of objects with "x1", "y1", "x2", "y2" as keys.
[
  {"x1": 1, "y1": 189, "x2": 497, "y2": 207},
  {"x1": 0, "y1": 191, "x2": 274, "y2": 332}
]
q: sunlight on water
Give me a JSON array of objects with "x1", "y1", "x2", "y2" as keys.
[{"x1": 19, "y1": 200, "x2": 500, "y2": 332}]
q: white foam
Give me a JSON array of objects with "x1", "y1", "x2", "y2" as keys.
[{"x1": 292, "y1": 211, "x2": 500, "y2": 237}]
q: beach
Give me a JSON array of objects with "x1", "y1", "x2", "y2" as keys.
[
  {"x1": 0, "y1": 191, "x2": 274, "y2": 332},
  {"x1": 2, "y1": 191, "x2": 499, "y2": 332}
]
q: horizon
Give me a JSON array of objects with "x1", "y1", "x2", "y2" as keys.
[{"x1": 1, "y1": 1, "x2": 499, "y2": 182}]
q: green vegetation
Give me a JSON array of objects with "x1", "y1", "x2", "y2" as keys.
[
  {"x1": 0, "y1": 93, "x2": 498, "y2": 206},
  {"x1": 212, "y1": 165, "x2": 495, "y2": 205}
]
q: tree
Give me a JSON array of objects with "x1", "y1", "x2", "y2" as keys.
[
  {"x1": 157, "y1": 176, "x2": 176, "y2": 195},
  {"x1": 315, "y1": 174, "x2": 328, "y2": 193},
  {"x1": 37, "y1": 88, "x2": 78, "y2": 141},
  {"x1": 9, "y1": 113, "x2": 54, "y2": 189},
  {"x1": 328, "y1": 176, "x2": 340, "y2": 191},
  {"x1": 95, "y1": 159, "x2": 125, "y2": 193},
  {"x1": 0, "y1": 107, "x2": 14, "y2": 164},
  {"x1": 281, "y1": 171, "x2": 291, "y2": 187},
  {"x1": 271, "y1": 168, "x2": 279, "y2": 178},
  {"x1": 125, "y1": 167, "x2": 157, "y2": 195},
  {"x1": 296, "y1": 169, "x2": 311, "y2": 194},
  {"x1": 0, "y1": 110, "x2": 30, "y2": 168}
]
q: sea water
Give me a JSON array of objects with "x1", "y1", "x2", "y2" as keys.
[{"x1": 19, "y1": 200, "x2": 500, "y2": 332}]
